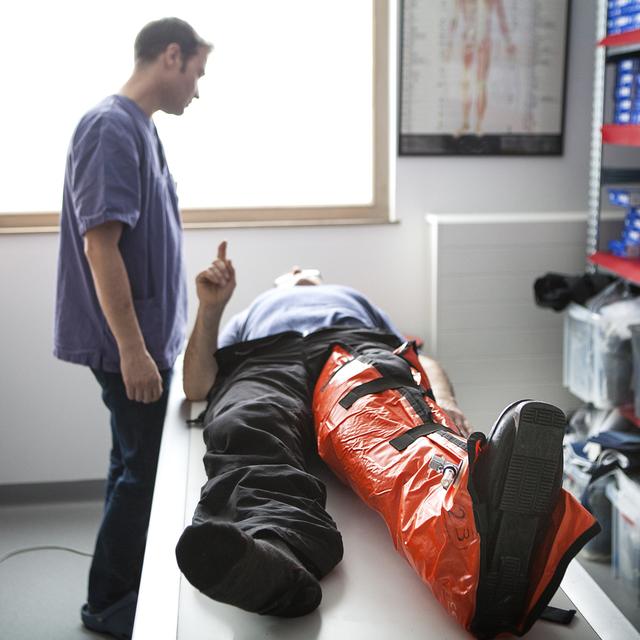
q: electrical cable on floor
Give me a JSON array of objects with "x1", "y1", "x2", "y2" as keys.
[{"x1": 0, "y1": 545, "x2": 93, "y2": 565}]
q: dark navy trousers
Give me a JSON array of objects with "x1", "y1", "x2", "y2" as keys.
[{"x1": 89, "y1": 367, "x2": 173, "y2": 611}]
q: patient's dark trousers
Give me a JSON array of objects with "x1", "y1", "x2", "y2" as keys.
[{"x1": 189, "y1": 328, "x2": 401, "y2": 579}]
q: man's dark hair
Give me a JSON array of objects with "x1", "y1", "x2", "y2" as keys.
[{"x1": 134, "y1": 17, "x2": 212, "y2": 66}]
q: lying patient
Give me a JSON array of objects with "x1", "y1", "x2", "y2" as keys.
[{"x1": 175, "y1": 242, "x2": 598, "y2": 638}]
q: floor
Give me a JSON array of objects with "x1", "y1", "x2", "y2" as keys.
[
  {"x1": 578, "y1": 552, "x2": 640, "y2": 632},
  {"x1": 1, "y1": 497, "x2": 638, "y2": 640},
  {"x1": 0, "y1": 499, "x2": 109, "y2": 640}
]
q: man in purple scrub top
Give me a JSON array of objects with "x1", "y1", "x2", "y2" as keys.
[{"x1": 54, "y1": 18, "x2": 211, "y2": 640}]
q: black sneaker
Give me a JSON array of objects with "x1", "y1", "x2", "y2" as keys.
[
  {"x1": 176, "y1": 521, "x2": 322, "y2": 617},
  {"x1": 470, "y1": 400, "x2": 565, "y2": 637},
  {"x1": 81, "y1": 591, "x2": 137, "y2": 640}
]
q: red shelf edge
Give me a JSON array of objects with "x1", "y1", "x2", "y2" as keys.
[
  {"x1": 589, "y1": 251, "x2": 640, "y2": 284},
  {"x1": 599, "y1": 29, "x2": 640, "y2": 48},
  {"x1": 602, "y1": 124, "x2": 640, "y2": 146},
  {"x1": 619, "y1": 405, "x2": 640, "y2": 428}
]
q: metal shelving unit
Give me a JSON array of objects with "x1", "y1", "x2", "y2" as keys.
[
  {"x1": 587, "y1": 0, "x2": 608, "y2": 262},
  {"x1": 579, "y1": 7, "x2": 640, "y2": 629},
  {"x1": 587, "y1": 2, "x2": 640, "y2": 274}
]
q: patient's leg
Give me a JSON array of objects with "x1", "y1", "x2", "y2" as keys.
[
  {"x1": 176, "y1": 521, "x2": 321, "y2": 616},
  {"x1": 176, "y1": 337, "x2": 343, "y2": 614}
]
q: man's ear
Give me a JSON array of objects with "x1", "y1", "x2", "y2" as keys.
[{"x1": 163, "y1": 42, "x2": 182, "y2": 69}]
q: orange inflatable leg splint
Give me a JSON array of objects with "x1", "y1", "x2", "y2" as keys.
[{"x1": 312, "y1": 341, "x2": 600, "y2": 638}]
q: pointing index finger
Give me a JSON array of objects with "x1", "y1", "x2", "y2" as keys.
[{"x1": 217, "y1": 241, "x2": 227, "y2": 261}]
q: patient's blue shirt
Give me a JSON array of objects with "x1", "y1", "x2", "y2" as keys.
[{"x1": 218, "y1": 285, "x2": 404, "y2": 348}]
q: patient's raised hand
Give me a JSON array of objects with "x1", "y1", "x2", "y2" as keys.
[{"x1": 196, "y1": 240, "x2": 236, "y2": 309}]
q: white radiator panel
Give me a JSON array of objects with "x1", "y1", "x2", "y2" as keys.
[{"x1": 424, "y1": 212, "x2": 622, "y2": 434}]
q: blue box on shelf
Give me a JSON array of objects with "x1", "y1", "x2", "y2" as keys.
[
  {"x1": 609, "y1": 0, "x2": 640, "y2": 17},
  {"x1": 616, "y1": 85, "x2": 634, "y2": 99},
  {"x1": 608, "y1": 187, "x2": 640, "y2": 207},
  {"x1": 609, "y1": 12, "x2": 640, "y2": 32},
  {"x1": 620, "y1": 57, "x2": 640, "y2": 71},
  {"x1": 614, "y1": 110, "x2": 632, "y2": 124},
  {"x1": 623, "y1": 227, "x2": 640, "y2": 241},
  {"x1": 608, "y1": 239, "x2": 628, "y2": 256},
  {"x1": 624, "y1": 216, "x2": 640, "y2": 231},
  {"x1": 611, "y1": 108, "x2": 640, "y2": 124},
  {"x1": 616, "y1": 71, "x2": 635, "y2": 87},
  {"x1": 609, "y1": 9, "x2": 640, "y2": 21}
]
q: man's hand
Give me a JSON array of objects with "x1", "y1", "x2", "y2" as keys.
[
  {"x1": 196, "y1": 241, "x2": 236, "y2": 309},
  {"x1": 120, "y1": 348, "x2": 163, "y2": 403},
  {"x1": 438, "y1": 397, "x2": 472, "y2": 437},
  {"x1": 183, "y1": 241, "x2": 235, "y2": 401}
]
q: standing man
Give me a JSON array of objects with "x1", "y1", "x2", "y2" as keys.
[{"x1": 54, "y1": 18, "x2": 211, "y2": 640}]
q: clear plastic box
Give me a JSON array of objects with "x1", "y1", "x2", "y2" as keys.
[
  {"x1": 606, "y1": 471, "x2": 640, "y2": 595},
  {"x1": 563, "y1": 303, "x2": 634, "y2": 408}
]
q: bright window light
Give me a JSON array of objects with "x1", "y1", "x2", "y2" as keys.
[{"x1": 0, "y1": 0, "x2": 374, "y2": 215}]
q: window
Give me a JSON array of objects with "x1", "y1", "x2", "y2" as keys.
[{"x1": 0, "y1": 0, "x2": 391, "y2": 233}]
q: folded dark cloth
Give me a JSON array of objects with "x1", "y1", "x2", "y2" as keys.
[
  {"x1": 588, "y1": 429, "x2": 640, "y2": 456},
  {"x1": 533, "y1": 272, "x2": 615, "y2": 312},
  {"x1": 569, "y1": 430, "x2": 640, "y2": 486}
]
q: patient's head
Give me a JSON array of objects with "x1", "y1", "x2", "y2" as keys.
[{"x1": 274, "y1": 267, "x2": 323, "y2": 288}]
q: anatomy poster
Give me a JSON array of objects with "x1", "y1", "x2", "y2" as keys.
[{"x1": 399, "y1": 0, "x2": 570, "y2": 155}]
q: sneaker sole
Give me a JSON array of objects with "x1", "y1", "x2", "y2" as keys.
[
  {"x1": 500, "y1": 401, "x2": 565, "y2": 515},
  {"x1": 484, "y1": 401, "x2": 565, "y2": 628}
]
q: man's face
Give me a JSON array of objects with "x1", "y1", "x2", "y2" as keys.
[{"x1": 164, "y1": 45, "x2": 209, "y2": 115}]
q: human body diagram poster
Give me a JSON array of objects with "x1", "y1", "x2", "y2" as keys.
[{"x1": 399, "y1": 0, "x2": 570, "y2": 155}]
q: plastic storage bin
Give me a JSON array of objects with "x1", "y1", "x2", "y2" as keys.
[
  {"x1": 563, "y1": 302, "x2": 634, "y2": 408},
  {"x1": 606, "y1": 470, "x2": 640, "y2": 595},
  {"x1": 563, "y1": 453, "x2": 613, "y2": 560}
]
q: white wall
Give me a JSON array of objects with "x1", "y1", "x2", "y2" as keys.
[{"x1": 0, "y1": 2, "x2": 598, "y2": 485}]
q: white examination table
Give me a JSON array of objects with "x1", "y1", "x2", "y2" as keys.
[{"x1": 133, "y1": 358, "x2": 639, "y2": 640}]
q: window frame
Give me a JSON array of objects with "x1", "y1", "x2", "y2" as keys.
[{"x1": 0, "y1": 0, "x2": 391, "y2": 235}]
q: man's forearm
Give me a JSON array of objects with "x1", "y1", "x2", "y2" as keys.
[
  {"x1": 184, "y1": 241, "x2": 236, "y2": 401},
  {"x1": 419, "y1": 355, "x2": 455, "y2": 404},
  {"x1": 183, "y1": 304, "x2": 224, "y2": 400},
  {"x1": 84, "y1": 222, "x2": 163, "y2": 403},
  {"x1": 85, "y1": 241, "x2": 146, "y2": 355},
  {"x1": 419, "y1": 354, "x2": 471, "y2": 435}
]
